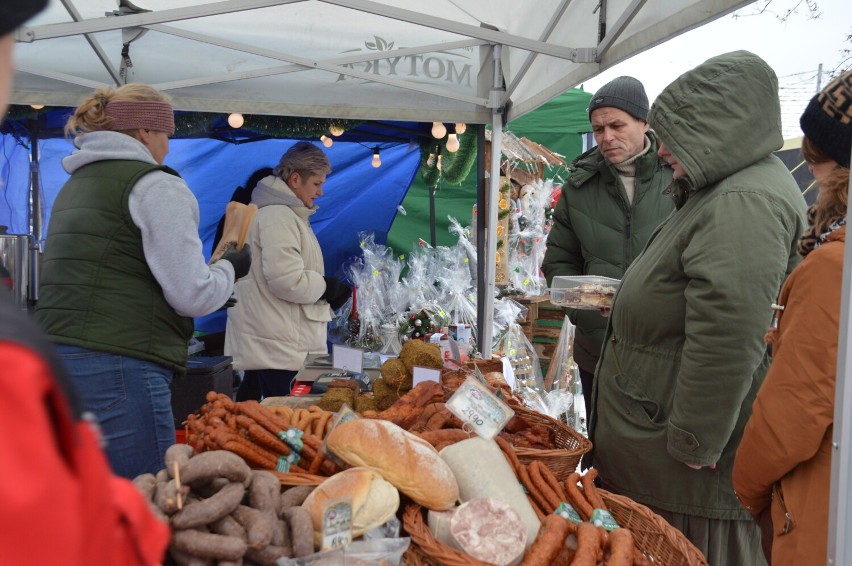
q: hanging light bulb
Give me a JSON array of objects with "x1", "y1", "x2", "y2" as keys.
[
  {"x1": 329, "y1": 124, "x2": 345, "y2": 136},
  {"x1": 227, "y1": 113, "x2": 244, "y2": 128},
  {"x1": 445, "y1": 132, "x2": 460, "y2": 153},
  {"x1": 431, "y1": 121, "x2": 447, "y2": 139},
  {"x1": 320, "y1": 135, "x2": 333, "y2": 148},
  {"x1": 437, "y1": 154, "x2": 443, "y2": 171},
  {"x1": 30, "y1": 104, "x2": 45, "y2": 110},
  {"x1": 371, "y1": 147, "x2": 382, "y2": 168},
  {"x1": 455, "y1": 122, "x2": 467, "y2": 134},
  {"x1": 426, "y1": 152, "x2": 436, "y2": 167}
]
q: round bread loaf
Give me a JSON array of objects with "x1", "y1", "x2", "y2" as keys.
[
  {"x1": 326, "y1": 418, "x2": 460, "y2": 510},
  {"x1": 301, "y1": 466, "x2": 399, "y2": 546}
]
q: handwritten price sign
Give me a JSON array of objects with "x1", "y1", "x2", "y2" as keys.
[{"x1": 446, "y1": 376, "x2": 514, "y2": 439}]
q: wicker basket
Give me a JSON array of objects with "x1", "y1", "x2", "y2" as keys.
[
  {"x1": 401, "y1": 492, "x2": 708, "y2": 566},
  {"x1": 601, "y1": 490, "x2": 708, "y2": 566},
  {"x1": 512, "y1": 405, "x2": 592, "y2": 481}
]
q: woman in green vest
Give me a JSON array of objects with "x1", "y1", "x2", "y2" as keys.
[{"x1": 36, "y1": 83, "x2": 252, "y2": 479}]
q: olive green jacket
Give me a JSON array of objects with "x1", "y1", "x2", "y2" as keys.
[
  {"x1": 37, "y1": 160, "x2": 194, "y2": 374},
  {"x1": 588, "y1": 51, "x2": 808, "y2": 519},
  {"x1": 542, "y1": 131, "x2": 674, "y2": 372}
]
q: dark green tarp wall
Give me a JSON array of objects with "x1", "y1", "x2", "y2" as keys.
[{"x1": 386, "y1": 87, "x2": 593, "y2": 257}]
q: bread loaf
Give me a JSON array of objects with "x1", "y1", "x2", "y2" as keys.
[
  {"x1": 325, "y1": 418, "x2": 459, "y2": 510},
  {"x1": 301, "y1": 466, "x2": 399, "y2": 547}
]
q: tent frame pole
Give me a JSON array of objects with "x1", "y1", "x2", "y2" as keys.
[
  {"x1": 479, "y1": 44, "x2": 505, "y2": 359},
  {"x1": 827, "y1": 160, "x2": 852, "y2": 565},
  {"x1": 28, "y1": 127, "x2": 41, "y2": 308}
]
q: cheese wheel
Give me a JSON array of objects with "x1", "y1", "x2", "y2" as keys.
[{"x1": 440, "y1": 437, "x2": 540, "y2": 545}]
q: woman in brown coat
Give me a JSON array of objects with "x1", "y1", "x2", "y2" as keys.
[{"x1": 733, "y1": 70, "x2": 852, "y2": 566}]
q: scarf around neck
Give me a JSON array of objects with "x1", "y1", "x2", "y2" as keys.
[{"x1": 798, "y1": 204, "x2": 846, "y2": 257}]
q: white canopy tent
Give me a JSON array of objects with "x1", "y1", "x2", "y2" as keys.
[
  {"x1": 12, "y1": 0, "x2": 758, "y2": 357},
  {"x1": 16, "y1": 3, "x2": 851, "y2": 561}
]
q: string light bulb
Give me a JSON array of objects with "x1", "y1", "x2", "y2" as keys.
[
  {"x1": 431, "y1": 121, "x2": 447, "y2": 139},
  {"x1": 437, "y1": 154, "x2": 443, "y2": 171},
  {"x1": 30, "y1": 104, "x2": 45, "y2": 110},
  {"x1": 445, "y1": 132, "x2": 460, "y2": 153},
  {"x1": 426, "y1": 152, "x2": 436, "y2": 167},
  {"x1": 320, "y1": 135, "x2": 333, "y2": 148},
  {"x1": 455, "y1": 122, "x2": 467, "y2": 134},
  {"x1": 329, "y1": 124, "x2": 345, "y2": 136},
  {"x1": 227, "y1": 113, "x2": 244, "y2": 128},
  {"x1": 371, "y1": 147, "x2": 381, "y2": 168}
]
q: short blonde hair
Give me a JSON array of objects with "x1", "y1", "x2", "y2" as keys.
[{"x1": 64, "y1": 83, "x2": 172, "y2": 138}]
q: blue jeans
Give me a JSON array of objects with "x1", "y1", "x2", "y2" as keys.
[{"x1": 54, "y1": 344, "x2": 176, "y2": 479}]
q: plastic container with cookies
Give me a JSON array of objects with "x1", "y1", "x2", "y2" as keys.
[{"x1": 549, "y1": 275, "x2": 620, "y2": 309}]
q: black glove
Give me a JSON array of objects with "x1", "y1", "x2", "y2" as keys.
[
  {"x1": 221, "y1": 244, "x2": 252, "y2": 280},
  {"x1": 321, "y1": 276, "x2": 352, "y2": 311},
  {"x1": 217, "y1": 295, "x2": 237, "y2": 311}
]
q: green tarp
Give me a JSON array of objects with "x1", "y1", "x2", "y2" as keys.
[{"x1": 386, "y1": 87, "x2": 593, "y2": 256}]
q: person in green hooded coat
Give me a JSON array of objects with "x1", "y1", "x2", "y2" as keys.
[{"x1": 587, "y1": 51, "x2": 807, "y2": 566}]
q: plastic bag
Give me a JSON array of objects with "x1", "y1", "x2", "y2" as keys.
[
  {"x1": 542, "y1": 316, "x2": 584, "y2": 432},
  {"x1": 277, "y1": 537, "x2": 410, "y2": 565}
]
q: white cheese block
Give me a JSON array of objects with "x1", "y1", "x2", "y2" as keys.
[{"x1": 440, "y1": 437, "x2": 540, "y2": 545}]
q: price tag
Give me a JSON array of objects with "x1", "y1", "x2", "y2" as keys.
[
  {"x1": 412, "y1": 366, "x2": 441, "y2": 386},
  {"x1": 321, "y1": 498, "x2": 353, "y2": 551},
  {"x1": 445, "y1": 375, "x2": 514, "y2": 440},
  {"x1": 332, "y1": 344, "x2": 363, "y2": 374},
  {"x1": 590, "y1": 508, "x2": 620, "y2": 531}
]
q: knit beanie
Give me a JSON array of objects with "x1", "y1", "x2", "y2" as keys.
[
  {"x1": 800, "y1": 70, "x2": 852, "y2": 168},
  {"x1": 588, "y1": 76, "x2": 649, "y2": 122},
  {"x1": 0, "y1": 0, "x2": 48, "y2": 37}
]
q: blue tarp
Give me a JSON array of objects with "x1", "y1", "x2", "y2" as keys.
[{"x1": 0, "y1": 133, "x2": 421, "y2": 332}]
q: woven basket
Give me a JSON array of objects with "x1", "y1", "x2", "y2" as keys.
[
  {"x1": 601, "y1": 490, "x2": 708, "y2": 566},
  {"x1": 402, "y1": 492, "x2": 708, "y2": 566},
  {"x1": 511, "y1": 405, "x2": 592, "y2": 481}
]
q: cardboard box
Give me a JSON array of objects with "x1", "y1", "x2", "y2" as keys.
[{"x1": 171, "y1": 355, "x2": 234, "y2": 426}]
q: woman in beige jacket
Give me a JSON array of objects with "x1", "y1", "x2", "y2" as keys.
[{"x1": 225, "y1": 142, "x2": 350, "y2": 399}]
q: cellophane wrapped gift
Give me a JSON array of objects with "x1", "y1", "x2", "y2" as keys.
[
  {"x1": 491, "y1": 296, "x2": 527, "y2": 353},
  {"x1": 498, "y1": 322, "x2": 545, "y2": 409},
  {"x1": 434, "y1": 242, "x2": 478, "y2": 349},
  {"x1": 507, "y1": 179, "x2": 554, "y2": 296},
  {"x1": 345, "y1": 233, "x2": 406, "y2": 351},
  {"x1": 543, "y1": 315, "x2": 582, "y2": 431}
]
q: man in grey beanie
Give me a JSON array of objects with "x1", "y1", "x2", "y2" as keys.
[{"x1": 542, "y1": 76, "x2": 674, "y2": 422}]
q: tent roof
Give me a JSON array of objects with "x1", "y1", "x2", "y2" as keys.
[{"x1": 13, "y1": 0, "x2": 751, "y2": 124}]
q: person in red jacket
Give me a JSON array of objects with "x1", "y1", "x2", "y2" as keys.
[{"x1": 0, "y1": 2, "x2": 170, "y2": 564}]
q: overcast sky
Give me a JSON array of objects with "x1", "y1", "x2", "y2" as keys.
[{"x1": 582, "y1": 0, "x2": 850, "y2": 139}]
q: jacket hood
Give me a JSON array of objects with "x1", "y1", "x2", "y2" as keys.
[
  {"x1": 251, "y1": 175, "x2": 316, "y2": 216},
  {"x1": 648, "y1": 50, "x2": 784, "y2": 190},
  {"x1": 62, "y1": 131, "x2": 158, "y2": 174}
]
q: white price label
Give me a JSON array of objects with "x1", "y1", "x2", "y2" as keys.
[
  {"x1": 445, "y1": 376, "x2": 514, "y2": 440},
  {"x1": 321, "y1": 498, "x2": 353, "y2": 551}
]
